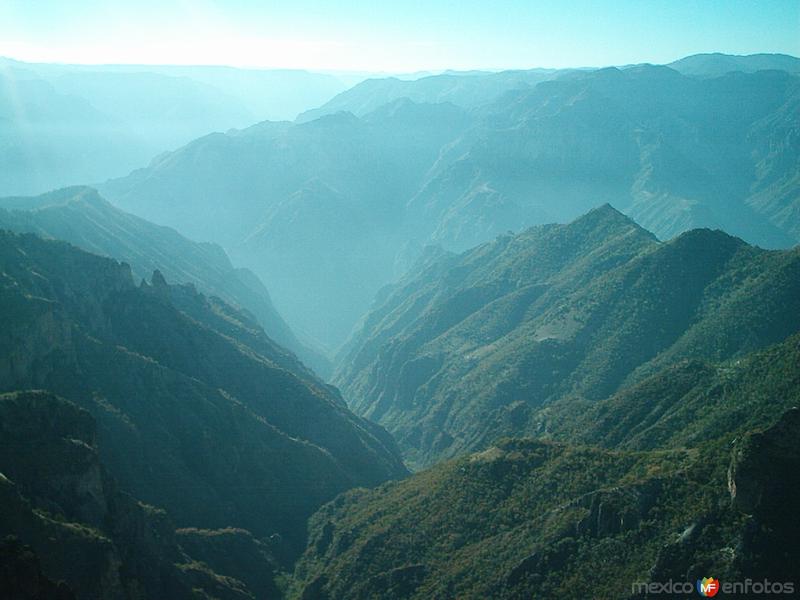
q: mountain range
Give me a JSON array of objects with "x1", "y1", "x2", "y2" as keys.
[
  {"x1": 2, "y1": 205, "x2": 798, "y2": 598},
  {"x1": 667, "y1": 52, "x2": 800, "y2": 77},
  {"x1": 1, "y1": 51, "x2": 799, "y2": 599},
  {"x1": 102, "y1": 100, "x2": 473, "y2": 347},
  {"x1": 100, "y1": 58, "x2": 800, "y2": 351},
  {"x1": 294, "y1": 347, "x2": 800, "y2": 598}
]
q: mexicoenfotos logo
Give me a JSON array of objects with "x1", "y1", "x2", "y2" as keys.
[
  {"x1": 632, "y1": 577, "x2": 795, "y2": 596},
  {"x1": 697, "y1": 577, "x2": 720, "y2": 597}
]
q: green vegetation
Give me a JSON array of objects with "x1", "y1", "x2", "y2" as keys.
[
  {"x1": 293, "y1": 353, "x2": 800, "y2": 599},
  {"x1": 337, "y1": 206, "x2": 800, "y2": 468}
]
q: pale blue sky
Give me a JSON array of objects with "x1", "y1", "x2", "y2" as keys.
[{"x1": 1, "y1": 0, "x2": 798, "y2": 71}]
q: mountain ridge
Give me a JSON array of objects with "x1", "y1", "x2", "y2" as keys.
[
  {"x1": 335, "y1": 208, "x2": 800, "y2": 468},
  {"x1": 0, "y1": 185, "x2": 331, "y2": 376}
]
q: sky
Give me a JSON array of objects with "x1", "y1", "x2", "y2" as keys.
[{"x1": 1, "y1": 0, "x2": 798, "y2": 72}]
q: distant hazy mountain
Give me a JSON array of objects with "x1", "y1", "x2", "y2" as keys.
[
  {"x1": 0, "y1": 185, "x2": 330, "y2": 376},
  {"x1": 407, "y1": 65, "x2": 800, "y2": 251},
  {"x1": 0, "y1": 230, "x2": 406, "y2": 562},
  {"x1": 296, "y1": 68, "x2": 561, "y2": 122},
  {"x1": 102, "y1": 100, "x2": 473, "y2": 348},
  {"x1": 102, "y1": 60, "x2": 800, "y2": 351},
  {"x1": 0, "y1": 57, "x2": 352, "y2": 195},
  {"x1": 1, "y1": 56, "x2": 352, "y2": 122},
  {"x1": 336, "y1": 206, "x2": 800, "y2": 467},
  {"x1": 669, "y1": 52, "x2": 800, "y2": 77}
]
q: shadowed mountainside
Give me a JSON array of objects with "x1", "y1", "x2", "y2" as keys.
[
  {"x1": 0, "y1": 230, "x2": 407, "y2": 562},
  {"x1": 0, "y1": 186, "x2": 330, "y2": 376}
]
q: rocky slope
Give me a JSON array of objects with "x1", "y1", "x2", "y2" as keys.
[
  {"x1": 0, "y1": 230, "x2": 406, "y2": 561},
  {"x1": 406, "y1": 66, "x2": 800, "y2": 251},
  {"x1": 336, "y1": 206, "x2": 800, "y2": 467}
]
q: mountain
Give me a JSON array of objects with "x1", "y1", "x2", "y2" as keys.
[
  {"x1": 669, "y1": 52, "x2": 800, "y2": 77},
  {"x1": 336, "y1": 206, "x2": 800, "y2": 467},
  {"x1": 101, "y1": 63, "x2": 800, "y2": 351},
  {"x1": 0, "y1": 62, "x2": 250, "y2": 196},
  {"x1": 406, "y1": 65, "x2": 800, "y2": 251},
  {"x1": 0, "y1": 58, "x2": 352, "y2": 122},
  {"x1": 0, "y1": 185, "x2": 329, "y2": 375},
  {"x1": 101, "y1": 100, "x2": 473, "y2": 348},
  {"x1": 301, "y1": 53, "x2": 800, "y2": 122},
  {"x1": 0, "y1": 230, "x2": 407, "y2": 562},
  {"x1": 0, "y1": 57, "x2": 351, "y2": 196},
  {"x1": 0, "y1": 390, "x2": 281, "y2": 599},
  {"x1": 293, "y1": 378, "x2": 800, "y2": 599},
  {"x1": 295, "y1": 68, "x2": 562, "y2": 122}
]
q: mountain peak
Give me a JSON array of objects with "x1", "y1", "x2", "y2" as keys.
[
  {"x1": 151, "y1": 269, "x2": 168, "y2": 288},
  {"x1": 571, "y1": 203, "x2": 650, "y2": 236},
  {"x1": 0, "y1": 185, "x2": 105, "y2": 211}
]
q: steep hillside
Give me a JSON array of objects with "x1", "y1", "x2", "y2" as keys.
[
  {"x1": 293, "y1": 402, "x2": 800, "y2": 599},
  {"x1": 0, "y1": 186, "x2": 329, "y2": 375},
  {"x1": 0, "y1": 231, "x2": 406, "y2": 559},
  {"x1": 336, "y1": 206, "x2": 800, "y2": 467},
  {"x1": 544, "y1": 332, "x2": 800, "y2": 451}
]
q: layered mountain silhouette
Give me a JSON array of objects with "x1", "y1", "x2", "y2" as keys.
[
  {"x1": 336, "y1": 206, "x2": 800, "y2": 467},
  {"x1": 668, "y1": 52, "x2": 800, "y2": 77},
  {"x1": 0, "y1": 185, "x2": 329, "y2": 375},
  {"x1": 0, "y1": 231, "x2": 406, "y2": 567},
  {"x1": 101, "y1": 58, "x2": 800, "y2": 350},
  {"x1": 2, "y1": 51, "x2": 799, "y2": 599},
  {"x1": 0, "y1": 57, "x2": 350, "y2": 196},
  {"x1": 102, "y1": 100, "x2": 472, "y2": 347},
  {"x1": 295, "y1": 68, "x2": 563, "y2": 122}
]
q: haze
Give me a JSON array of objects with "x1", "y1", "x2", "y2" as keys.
[{"x1": 2, "y1": 0, "x2": 799, "y2": 72}]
